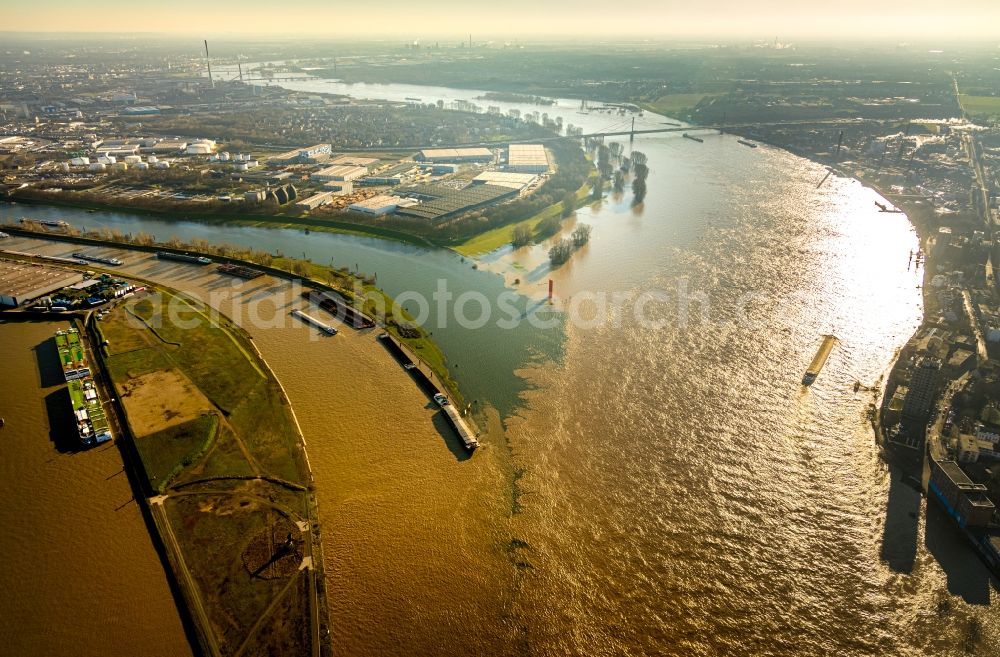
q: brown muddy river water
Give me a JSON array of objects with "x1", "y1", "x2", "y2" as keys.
[{"x1": 3, "y1": 85, "x2": 999, "y2": 655}]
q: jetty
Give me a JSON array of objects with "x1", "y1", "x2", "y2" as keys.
[{"x1": 216, "y1": 263, "x2": 264, "y2": 279}]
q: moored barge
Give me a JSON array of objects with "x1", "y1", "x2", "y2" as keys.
[
  {"x1": 302, "y1": 289, "x2": 376, "y2": 329},
  {"x1": 156, "y1": 251, "x2": 213, "y2": 265}
]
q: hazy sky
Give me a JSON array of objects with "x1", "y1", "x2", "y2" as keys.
[{"x1": 6, "y1": 0, "x2": 1000, "y2": 40}]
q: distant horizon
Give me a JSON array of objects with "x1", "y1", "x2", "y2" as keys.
[
  {"x1": 1, "y1": 31, "x2": 998, "y2": 50},
  {"x1": 4, "y1": 0, "x2": 1000, "y2": 42}
]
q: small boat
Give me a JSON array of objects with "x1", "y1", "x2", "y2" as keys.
[{"x1": 0, "y1": 418, "x2": 5, "y2": 428}]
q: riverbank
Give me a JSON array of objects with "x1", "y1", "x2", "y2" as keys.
[
  {"x1": 4, "y1": 194, "x2": 435, "y2": 247},
  {"x1": 89, "y1": 281, "x2": 329, "y2": 656},
  {"x1": 0, "y1": 319, "x2": 195, "y2": 657},
  {"x1": 1, "y1": 223, "x2": 465, "y2": 406},
  {"x1": 3, "y1": 231, "x2": 520, "y2": 656}
]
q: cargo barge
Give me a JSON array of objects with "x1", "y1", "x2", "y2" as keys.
[
  {"x1": 73, "y1": 252, "x2": 123, "y2": 266},
  {"x1": 69, "y1": 378, "x2": 113, "y2": 446},
  {"x1": 303, "y1": 289, "x2": 376, "y2": 329},
  {"x1": 53, "y1": 328, "x2": 112, "y2": 446},
  {"x1": 156, "y1": 251, "x2": 213, "y2": 265},
  {"x1": 22, "y1": 218, "x2": 69, "y2": 229},
  {"x1": 737, "y1": 139, "x2": 758, "y2": 148},
  {"x1": 683, "y1": 133, "x2": 704, "y2": 143},
  {"x1": 802, "y1": 334, "x2": 838, "y2": 386},
  {"x1": 216, "y1": 263, "x2": 264, "y2": 279},
  {"x1": 433, "y1": 393, "x2": 478, "y2": 452},
  {"x1": 54, "y1": 328, "x2": 91, "y2": 381},
  {"x1": 291, "y1": 309, "x2": 337, "y2": 335}
]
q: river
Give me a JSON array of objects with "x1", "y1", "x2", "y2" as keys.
[
  {"x1": 3, "y1": 77, "x2": 998, "y2": 655},
  {"x1": 0, "y1": 320, "x2": 193, "y2": 657}
]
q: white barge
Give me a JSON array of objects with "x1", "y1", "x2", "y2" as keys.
[{"x1": 291, "y1": 309, "x2": 338, "y2": 335}]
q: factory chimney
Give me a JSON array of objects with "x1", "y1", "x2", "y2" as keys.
[{"x1": 204, "y1": 40, "x2": 214, "y2": 88}]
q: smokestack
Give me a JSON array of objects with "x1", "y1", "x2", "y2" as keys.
[{"x1": 204, "y1": 40, "x2": 214, "y2": 88}]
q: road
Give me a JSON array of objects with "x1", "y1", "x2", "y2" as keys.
[{"x1": 962, "y1": 289, "x2": 989, "y2": 361}]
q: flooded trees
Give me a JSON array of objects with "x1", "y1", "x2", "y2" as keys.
[
  {"x1": 548, "y1": 224, "x2": 593, "y2": 266},
  {"x1": 511, "y1": 224, "x2": 533, "y2": 248},
  {"x1": 631, "y1": 151, "x2": 650, "y2": 205}
]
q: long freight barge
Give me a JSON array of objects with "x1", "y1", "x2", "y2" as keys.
[
  {"x1": 291, "y1": 309, "x2": 338, "y2": 335},
  {"x1": 156, "y1": 251, "x2": 213, "y2": 265},
  {"x1": 53, "y1": 328, "x2": 112, "y2": 446},
  {"x1": 303, "y1": 289, "x2": 376, "y2": 329},
  {"x1": 73, "y1": 252, "x2": 123, "y2": 266},
  {"x1": 683, "y1": 133, "x2": 704, "y2": 143},
  {"x1": 802, "y1": 334, "x2": 838, "y2": 386},
  {"x1": 433, "y1": 393, "x2": 479, "y2": 452}
]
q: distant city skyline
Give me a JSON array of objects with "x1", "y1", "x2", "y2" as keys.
[{"x1": 6, "y1": 0, "x2": 1000, "y2": 41}]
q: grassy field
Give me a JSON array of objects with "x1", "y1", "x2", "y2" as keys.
[
  {"x1": 454, "y1": 180, "x2": 593, "y2": 257},
  {"x1": 960, "y1": 95, "x2": 1000, "y2": 120},
  {"x1": 641, "y1": 93, "x2": 719, "y2": 119},
  {"x1": 135, "y1": 414, "x2": 219, "y2": 493},
  {"x1": 96, "y1": 284, "x2": 321, "y2": 656}
]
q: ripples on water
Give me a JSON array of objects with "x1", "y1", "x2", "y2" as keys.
[
  {"x1": 0, "y1": 321, "x2": 192, "y2": 657},
  {"x1": 504, "y1": 141, "x2": 999, "y2": 655}
]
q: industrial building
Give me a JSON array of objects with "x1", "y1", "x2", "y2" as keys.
[
  {"x1": 349, "y1": 195, "x2": 412, "y2": 215},
  {"x1": 507, "y1": 144, "x2": 550, "y2": 173},
  {"x1": 269, "y1": 144, "x2": 332, "y2": 165},
  {"x1": 396, "y1": 183, "x2": 518, "y2": 221},
  {"x1": 0, "y1": 259, "x2": 85, "y2": 307},
  {"x1": 472, "y1": 171, "x2": 538, "y2": 190},
  {"x1": 359, "y1": 163, "x2": 418, "y2": 186},
  {"x1": 329, "y1": 154, "x2": 379, "y2": 167},
  {"x1": 311, "y1": 164, "x2": 368, "y2": 182},
  {"x1": 295, "y1": 191, "x2": 336, "y2": 211},
  {"x1": 416, "y1": 147, "x2": 494, "y2": 163},
  {"x1": 148, "y1": 139, "x2": 188, "y2": 154},
  {"x1": 322, "y1": 181, "x2": 353, "y2": 195}
]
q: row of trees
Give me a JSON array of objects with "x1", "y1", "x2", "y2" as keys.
[
  {"x1": 631, "y1": 151, "x2": 649, "y2": 205},
  {"x1": 587, "y1": 140, "x2": 649, "y2": 205}
]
